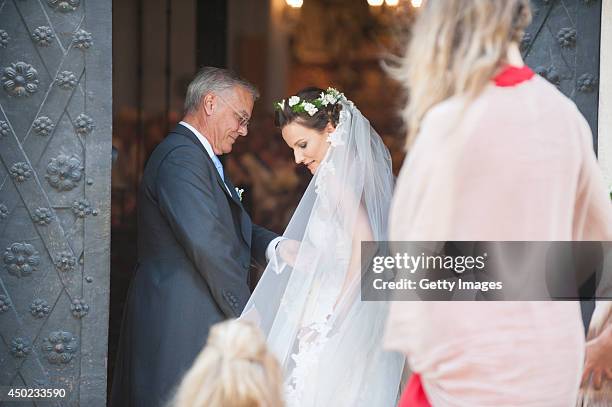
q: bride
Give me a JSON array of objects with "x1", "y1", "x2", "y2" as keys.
[{"x1": 240, "y1": 87, "x2": 403, "y2": 406}]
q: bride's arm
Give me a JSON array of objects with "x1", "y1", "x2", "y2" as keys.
[
  {"x1": 296, "y1": 203, "x2": 372, "y2": 342},
  {"x1": 333, "y1": 202, "x2": 374, "y2": 312}
]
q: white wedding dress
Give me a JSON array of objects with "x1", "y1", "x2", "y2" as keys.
[{"x1": 241, "y1": 99, "x2": 403, "y2": 406}]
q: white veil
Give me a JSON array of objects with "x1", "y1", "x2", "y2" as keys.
[{"x1": 241, "y1": 99, "x2": 404, "y2": 406}]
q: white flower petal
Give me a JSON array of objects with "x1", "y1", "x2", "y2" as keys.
[
  {"x1": 302, "y1": 102, "x2": 318, "y2": 116},
  {"x1": 289, "y1": 96, "x2": 300, "y2": 107}
]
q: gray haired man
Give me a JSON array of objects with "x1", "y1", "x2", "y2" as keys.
[{"x1": 110, "y1": 67, "x2": 281, "y2": 407}]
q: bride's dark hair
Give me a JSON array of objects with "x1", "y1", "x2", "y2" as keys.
[{"x1": 274, "y1": 86, "x2": 343, "y2": 131}]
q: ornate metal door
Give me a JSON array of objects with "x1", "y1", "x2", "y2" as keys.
[
  {"x1": 0, "y1": 0, "x2": 111, "y2": 405},
  {"x1": 523, "y1": 0, "x2": 602, "y2": 146},
  {"x1": 523, "y1": 0, "x2": 602, "y2": 329}
]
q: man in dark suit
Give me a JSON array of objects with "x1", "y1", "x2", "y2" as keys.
[{"x1": 110, "y1": 67, "x2": 280, "y2": 407}]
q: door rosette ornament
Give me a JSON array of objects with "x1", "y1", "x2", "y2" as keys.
[
  {"x1": 3, "y1": 242, "x2": 40, "y2": 278},
  {"x1": 33, "y1": 116, "x2": 54, "y2": 136},
  {"x1": 72, "y1": 198, "x2": 92, "y2": 218},
  {"x1": 71, "y1": 298, "x2": 89, "y2": 318},
  {"x1": 11, "y1": 337, "x2": 31, "y2": 358},
  {"x1": 2, "y1": 62, "x2": 39, "y2": 97},
  {"x1": 10, "y1": 162, "x2": 32, "y2": 182},
  {"x1": 32, "y1": 26, "x2": 55, "y2": 47},
  {"x1": 0, "y1": 295, "x2": 11, "y2": 313},
  {"x1": 55, "y1": 251, "x2": 77, "y2": 272},
  {"x1": 47, "y1": 0, "x2": 80, "y2": 12},
  {"x1": 45, "y1": 154, "x2": 84, "y2": 191},
  {"x1": 30, "y1": 299, "x2": 51, "y2": 318},
  {"x1": 56, "y1": 71, "x2": 77, "y2": 90},
  {"x1": 73, "y1": 113, "x2": 94, "y2": 135},
  {"x1": 72, "y1": 29, "x2": 92, "y2": 49},
  {"x1": 32, "y1": 207, "x2": 54, "y2": 225},
  {"x1": 0, "y1": 121, "x2": 10, "y2": 138},
  {"x1": 577, "y1": 73, "x2": 597, "y2": 93},
  {"x1": 42, "y1": 331, "x2": 78, "y2": 364},
  {"x1": 0, "y1": 30, "x2": 8, "y2": 48}
]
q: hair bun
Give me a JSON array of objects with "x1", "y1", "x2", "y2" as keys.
[
  {"x1": 328, "y1": 103, "x2": 343, "y2": 127},
  {"x1": 207, "y1": 320, "x2": 266, "y2": 363}
]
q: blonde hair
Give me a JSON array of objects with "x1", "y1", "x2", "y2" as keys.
[
  {"x1": 171, "y1": 320, "x2": 284, "y2": 407},
  {"x1": 391, "y1": 0, "x2": 531, "y2": 146}
]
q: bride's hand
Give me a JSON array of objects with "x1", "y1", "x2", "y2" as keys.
[
  {"x1": 297, "y1": 315, "x2": 333, "y2": 344},
  {"x1": 277, "y1": 239, "x2": 300, "y2": 267},
  {"x1": 297, "y1": 325, "x2": 319, "y2": 343}
]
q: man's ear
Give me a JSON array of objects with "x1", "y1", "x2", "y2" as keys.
[{"x1": 202, "y1": 93, "x2": 215, "y2": 116}]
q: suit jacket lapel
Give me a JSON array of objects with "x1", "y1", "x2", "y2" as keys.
[
  {"x1": 223, "y1": 172, "x2": 242, "y2": 206},
  {"x1": 216, "y1": 174, "x2": 237, "y2": 203},
  {"x1": 223, "y1": 174, "x2": 252, "y2": 246},
  {"x1": 172, "y1": 124, "x2": 251, "y2": 246},
  {"x1": 172, "y1": 124, "x2": 240, "y2": 205}
]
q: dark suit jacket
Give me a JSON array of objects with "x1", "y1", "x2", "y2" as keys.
[{"x1": 110, "y1": 124, "x2": 277, "y2": 407}]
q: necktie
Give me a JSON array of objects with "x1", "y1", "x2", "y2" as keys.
[
  {"x1": 211, "y1": 154, "x2": 224, "y2": 180},
  {"x1": 211, "y1": 155, "x2": 231, "y2": 195}
]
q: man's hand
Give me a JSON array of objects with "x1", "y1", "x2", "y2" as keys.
[
  {"x1": 277, "y1": 239, "x2": 300, "y2": 267},
  {"x1": 582, "y1": 324, "x2": 612, "y2": 390}
]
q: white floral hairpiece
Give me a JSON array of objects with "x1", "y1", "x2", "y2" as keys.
[{"x1": 274, "y1": 87, "x2": 346, "y2": 117}]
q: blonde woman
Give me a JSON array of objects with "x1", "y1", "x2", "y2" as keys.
[
  {"x1": 171, "y1": 319, "x2": 284, "y2": 407},
  {"x1": 384, "y1": 1, "x2": 612, "y2": 406}
]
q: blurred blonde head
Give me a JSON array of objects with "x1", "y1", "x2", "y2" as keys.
[
  {"x1": 392, "y1": 0, "x2": 531, "y2": 146},
  {"x1": 172, "y1": 319, "x2": 284, "y2": 407}
]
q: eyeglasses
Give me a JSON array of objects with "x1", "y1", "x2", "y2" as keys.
[{"x1": 216, "y1": 94, "x2": 250, "y2": 129}]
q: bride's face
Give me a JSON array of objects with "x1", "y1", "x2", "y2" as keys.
[{"x1": 281, "y1": 121, "x2": 335, "y2": 174}]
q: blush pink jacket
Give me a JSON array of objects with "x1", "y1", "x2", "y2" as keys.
[{"x1": 384, "y1": 75, "x2": 612, "y2": 407}]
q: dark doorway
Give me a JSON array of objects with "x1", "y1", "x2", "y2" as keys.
[{"x1": 108, "y1": 0, "x2": 228, "y2": 396}]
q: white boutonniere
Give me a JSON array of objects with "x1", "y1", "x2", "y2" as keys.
[{"x1": 235, "y1": 187, "x2": 244, "y2": 201}]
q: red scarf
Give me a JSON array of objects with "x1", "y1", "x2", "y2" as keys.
[
  {"x1": 398, "y1": 374, "x2": 431, "y2": 407},
  {"x1": 493, "y1": 64, "x2": 534, "y2": 87}
]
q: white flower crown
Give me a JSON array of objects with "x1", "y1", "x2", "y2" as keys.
[{"x1": 275, "y1": 87, "x2": 346, "y2": 117}]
